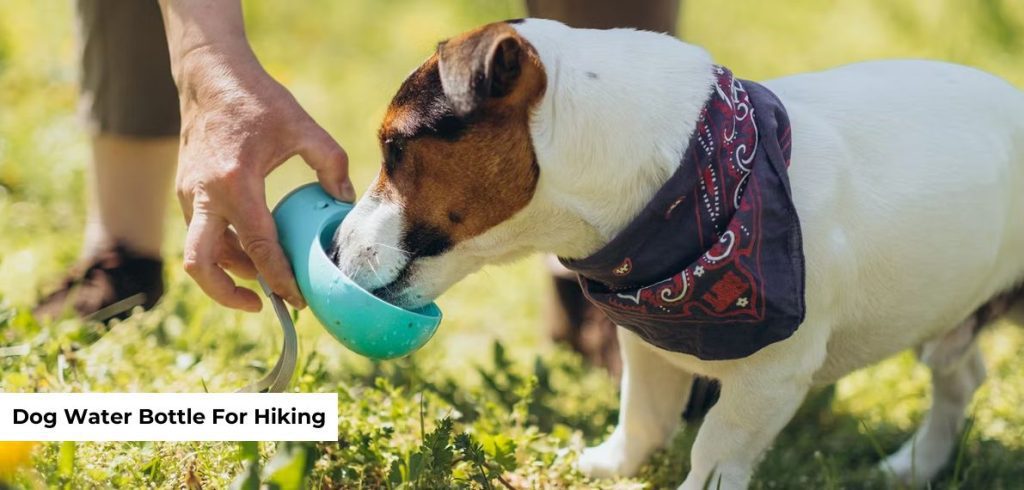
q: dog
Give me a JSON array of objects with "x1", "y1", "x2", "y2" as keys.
[{"x1": 330, "y1": 19, "x2": 1024, "y2": 488}]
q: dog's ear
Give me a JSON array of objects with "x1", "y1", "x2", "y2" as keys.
[{"x1": 437, "y1": 23, "x2": 542, "y2": 117}]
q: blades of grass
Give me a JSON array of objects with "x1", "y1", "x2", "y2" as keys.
[
  {"x1": 262, "y1": 443, "x2": 314, "y2": 490},
  {"x1": 860, "y1": 420, "x2": 898, "y2": 481},
  {"x1": 0, "y1": 343, "x2": 29, "y2": 357},
  {"x1": 57, "y1": 441, "x2": 75, "y2": 480},
  {"x1": 495, "y1": 472, "x2": 515, "y2": 490},
  {"x1": 949, "y1": 414, "x2": 976, "y2": 489},
  {"x1": 56, "y1": 354, "x2": 66, "y2": 386},
  {"x1": 239, "y1": 442, "x2": 259, "y2": 462},
  {"x1": 814, "y1": 451, "x2": 838, "y2": 490},
  {"x1": 419, "y1": 391, "x2": 425, "y2": 443},
  {"x1": 228, "y1": 460, "x2": 260, "y2": 490}
]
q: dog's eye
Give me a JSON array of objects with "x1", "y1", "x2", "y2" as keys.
[{"x1": 384, "y1": 138, "x2": 405, "y2": 175}]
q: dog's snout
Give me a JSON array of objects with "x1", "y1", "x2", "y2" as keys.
[
  {"x1": 325, "y1": 197, "x2": 413, "y2": 294},
  {"x1": 327, "y1": 226, "x2": 353, "y2": 267},
  {"x1": 329, "y1": 226, "x2": 367, "y2": 276},
  {"x1": 402, "y1": 222, "x2": 453, "y2": 259}
]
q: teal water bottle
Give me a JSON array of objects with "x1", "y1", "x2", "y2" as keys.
[{"x1": 271, "y1": 183, "x2": 443, "y2": 359}]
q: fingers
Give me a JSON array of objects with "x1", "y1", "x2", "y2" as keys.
[
  {"x1": 298, "y1": 123, "x2": 356, "y2": 202},
  {"x1": 217, "y1": 229, "x2": 258, "y2": 280},
  {"x1": 231, "y1": 203, "x2": 307, "y2": 308},
  {"x1": 183, "y1": 211, "x2": 262, "y2": 312},
  {"x1": 178, "y1": 183, "x2": 195, "y2": 225}
]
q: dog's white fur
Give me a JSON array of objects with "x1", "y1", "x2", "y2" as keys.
[{"x1": 336, "y1": 19, "x2": 1024, "y2": 488}]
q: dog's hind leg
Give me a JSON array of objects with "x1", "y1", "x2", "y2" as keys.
[
  {"x1": 884, "y1": 285, "x2": 1024, "y2": 484},
  {"x1": 881, "y1": 317, "x2": 987, "y2": 485},
  {"x1": 576, "y1": 328, "x2": 693, "y2": 479}
]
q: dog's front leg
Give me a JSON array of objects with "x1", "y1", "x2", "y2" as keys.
[
  {"x1": 577, "y1": 328, "x2": 693, "y2": 478},
  {"x1": 679, "y1": 366, "x2": 812, "y2": 490}
]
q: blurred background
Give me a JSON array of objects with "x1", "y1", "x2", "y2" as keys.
[{"x1": 1, "y1": 1, "x2": 1023, "y2": 488}]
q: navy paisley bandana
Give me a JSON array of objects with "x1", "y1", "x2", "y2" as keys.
[{"x1": 560, "y1": 66, "x2": 805, "y2": 360}]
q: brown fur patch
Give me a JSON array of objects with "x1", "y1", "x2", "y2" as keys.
[{"x1": 373, "y1": 23, "x2": 547, "y2": 256}]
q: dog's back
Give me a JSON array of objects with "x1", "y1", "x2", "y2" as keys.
[{"x1": 765, "y1": 60, "x2": 1024, "y2": 380}]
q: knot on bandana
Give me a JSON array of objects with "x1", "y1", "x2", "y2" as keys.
[{"x1": 560, "y1": 66, "x2": 805, "y2": 360}]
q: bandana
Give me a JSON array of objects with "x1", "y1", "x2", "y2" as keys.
[{"x1": 560, "y1": 66, "x2": 805, "y2": 360}]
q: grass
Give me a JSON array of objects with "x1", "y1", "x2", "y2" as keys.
[{"x1": 1, "y1": 0, "x2": 1023, "y2": 488}]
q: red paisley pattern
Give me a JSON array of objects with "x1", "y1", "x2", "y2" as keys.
[{"x1": 561, "y1": 67, "x2": 805, "y2": 360}]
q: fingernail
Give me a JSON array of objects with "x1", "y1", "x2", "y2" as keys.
[{"x1": 340, "y1": 180, "x2": 356, "y2": 202}]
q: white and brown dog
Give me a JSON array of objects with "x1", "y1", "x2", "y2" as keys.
[{"x1": 331, "y1": 19, "x2": 1024, "y2": 488}]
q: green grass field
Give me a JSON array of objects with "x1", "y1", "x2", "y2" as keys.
[{"x1": 2, "y1": 0, "x2": 1023, "y2": 488}]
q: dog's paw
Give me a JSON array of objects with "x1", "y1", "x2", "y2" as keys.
[
  {"x1": 879, "y1": 458, "x2": 917, "y2": 488},
  {"x1": 879, "y1": 450, "x2": 944, "y2": 488},
  {"x1": 575, "y1": 438, "x2": 645, "y2": 479}
]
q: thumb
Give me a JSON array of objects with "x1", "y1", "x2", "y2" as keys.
[{"x1": 298, "y1": 124, "x2": 356, "y2": 202}]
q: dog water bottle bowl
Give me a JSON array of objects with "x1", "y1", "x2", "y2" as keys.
[{"x1": 272, "y1": 183, "x2": 443, "y2": 359}]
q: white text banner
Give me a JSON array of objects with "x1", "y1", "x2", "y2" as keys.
[{"x1": 0, "y1": 393, "x2": 338, "y2": 441}]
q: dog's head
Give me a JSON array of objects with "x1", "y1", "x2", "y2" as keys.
[{"x1": 330, "y1": 21, "x2": 549, "y2": 308}]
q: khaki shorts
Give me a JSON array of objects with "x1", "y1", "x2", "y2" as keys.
[{"x1": 77, "y1": 0, "x2": 179, "y2": 138}]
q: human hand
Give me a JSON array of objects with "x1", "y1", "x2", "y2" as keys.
[{"x1": 175, "y1": 50, "x2": 355, "y2": 311}]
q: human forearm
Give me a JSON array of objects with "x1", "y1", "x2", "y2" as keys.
[{"x1": 157, "y1": 0, "x2": 255, "y2": 83}]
